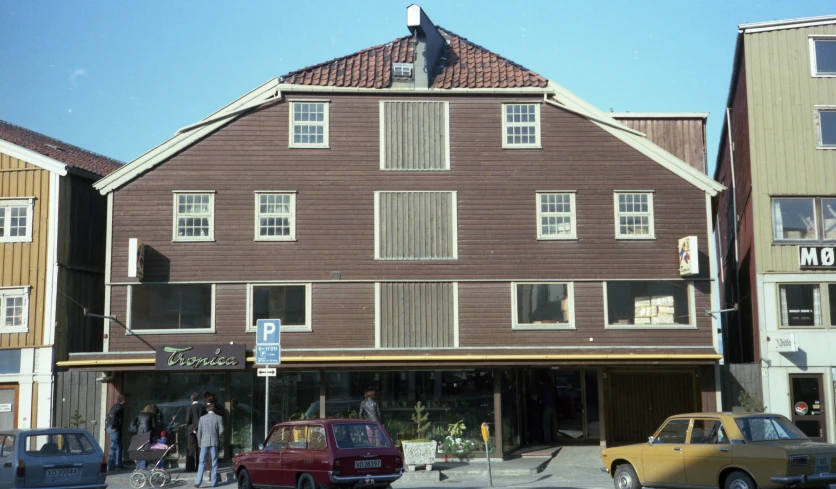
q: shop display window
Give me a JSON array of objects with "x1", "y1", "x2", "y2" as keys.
[{"x1": 606, "y1": 281, "x2": 691, "y2": 326}]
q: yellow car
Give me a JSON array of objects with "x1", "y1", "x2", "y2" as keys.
[{"x1": 601, "y1": 412, "x2": 836, "y2": 489}]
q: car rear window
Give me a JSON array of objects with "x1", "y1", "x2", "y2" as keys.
[
  {"x1": 735, "y1": 416, "x2": 809, "y2": 442},
  {"x1": 332, "y1": 423, "x2": 391, "y2": 449},
  {"x1": 25, "y1": 433, "x2": 95, "y2": 456}
]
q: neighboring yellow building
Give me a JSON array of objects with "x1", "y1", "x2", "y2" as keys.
[{"x1": 0, "y1": 120, "x2": 120, "y2": 432}]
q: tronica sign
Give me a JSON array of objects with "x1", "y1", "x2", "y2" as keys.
[{"x1": 798, "y1": 246, "x2": 836, "y2": 269}]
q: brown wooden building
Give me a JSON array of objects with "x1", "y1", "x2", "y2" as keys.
[
  {"x1": 62, "y1": 6, "x2": 723, "y2": 458},
  {"x1": 0, "y1": 120, "x2": 120, "y2": 435}
]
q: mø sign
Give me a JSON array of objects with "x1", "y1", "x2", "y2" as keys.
[{"x1": 798, "y1": 247, "x2": 836, "y2": 269}]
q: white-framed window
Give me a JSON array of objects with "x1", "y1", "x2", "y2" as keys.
[
  {"x1": 172, "y1": 191, "x2": 214, "y2": 242},
  {"x1": 536, "y1": 192, "x2": 576, "y2": 239},
  {"x1": 247, "y1": 283, "x2": 311, "y2": 333},
  {"x1": 814, "y1": 106, "x2": 836, "y2": 149},
  {"x1": 0, "y1": 287, "x2": 29, "y2": 333},
  {"x1": 614, "y1": 192, "x2": 655, "y2": 239},
  {"x1": 772, "y1": 197, "x2": 836, "y2": 242},
  {"x1": 289, "y1": 101, "x2": 329, "y2": 148},
  {"x1": 777, "y1": 283, "x2": 825, "y2": 328},
  {"x1": 809, "y1": 36, "x2": 836, "y2": 77},
  {"x1": 604, "y1": 281, "x2": 695, "y2": 328},
  {"x1": 502, "y1": 103, "x2": 540, "y2": 148},
  {"x1": 254, "y1": 192, "x2": 296, "y2": 241},
  {"x1": 128, "y1": 284, "x2": 214, "y2": 333},
  {"x1": 512, "y1": 282, "x2": 574, "y2": 330},
  {"x1": 0, "y1": 198, "x2": 34, "y2": 243}
]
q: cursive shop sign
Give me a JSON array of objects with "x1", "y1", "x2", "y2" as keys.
[{"x1": 155, "y1": 345, "x2": 246, "y2": 371}]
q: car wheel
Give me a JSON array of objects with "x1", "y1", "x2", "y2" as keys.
[
  {"x1": 613, "y1": 464, "x2": 642, "y2": 489},
  {"x1": 297, "y1": 473, "x2": 316, "y2": 489},
  {"x1": 238, "y1": 469, "x2": 253, "y2": 489},
  {"x1": 725, "y1": 471, "x2": 756, "y2": 489},
  {"x1": 130, "y1": 472, "x2": 148, "y2": 489}
]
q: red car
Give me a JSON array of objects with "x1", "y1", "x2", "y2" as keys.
[{"x1": 233, "y1": 419, "x2": 403, "y2": 489}]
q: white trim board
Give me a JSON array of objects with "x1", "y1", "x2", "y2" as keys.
[
  {"x1": 739, "y1": 15, "x2": 836, "y2": 34},
  {"x1": 0, "y1": 139, "x2": 68, "y2": 176},
  {"x1": 610, "y1": 112, "x2": 709, "y2": 119}
]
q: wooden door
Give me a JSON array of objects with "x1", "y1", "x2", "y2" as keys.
[
  {"x1": 790, "y1": 374, "x2": 827, "y2": 442},
  {"x1": 608, "y1": 371, "x2": 697, "y2": 443}
]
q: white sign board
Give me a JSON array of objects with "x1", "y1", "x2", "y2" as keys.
[
  {"x1": 257, "y1": 367, "x2": 277, "y2": 377},
  {"x1": 128, "y1": 238, "x2": 145, "y2": 280},
  {"x1": 0, "y1": 404, "x2": 11, "y2": 413},
  {"x1": 799, "y1": 246, "x2": 836, "y2": 269},
  {"x1": 678, "y1": 236, "x2": 699, "y2": 276},
  {"x1": 770, "y1": 333, "x2": 798, "y2": 353}
]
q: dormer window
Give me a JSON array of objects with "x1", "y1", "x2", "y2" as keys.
[{"x1": 393, "y1": 63, "x2": 414, "y2": 79}]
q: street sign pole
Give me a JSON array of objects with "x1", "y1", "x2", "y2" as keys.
[
  {"x1": 256, "y1": 319, "x2": 281, "y2": 440},
  {"x1": 264, "y1": 364, "x2": 270, "y2": 439}
]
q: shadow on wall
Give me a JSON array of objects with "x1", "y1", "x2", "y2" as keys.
[{"x1": 142, "y1": 246, "x2": 170, "y2": 282}]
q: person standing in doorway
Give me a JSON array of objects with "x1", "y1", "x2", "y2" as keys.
[
  {"x1": 195, "y1": 403, "x2": 224, "y2": 488},
  {"x1": 105, "y1": 395, "x2": 127, "y2": 471},
  {"x1": 540, "y1": 377, "x2": 555, "y2": 445},
  {"x1": 185, "y1": 392, "x2": 207, "y2": 472}
]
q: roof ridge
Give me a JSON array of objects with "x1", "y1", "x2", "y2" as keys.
[
  {"x1": 281, "y1": 34, "x2": 414, "y2": 82},
  {"x1": 0, "y1": 119, "x2": 123, "y2": 166}
]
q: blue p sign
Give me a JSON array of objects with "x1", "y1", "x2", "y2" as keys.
[{"x1": 256, "y1": 319, "x2": 281, "y2": 346}]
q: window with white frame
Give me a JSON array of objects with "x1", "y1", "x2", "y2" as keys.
[
  {"x1": 255, "y1": 192, "x2": 296, "y2": 240},
  {"x1": 0, "y1": 288, "x2": 29, "y2": 333},
  {"x1": 248, "y1": 284, "x2": 310, "y2": 332},
  {"x1": 815, "y1": 107, "x2": 836, "y2": 148},
  {"x1": 290, "y1": 102, "x2": 329, "y2": 148},
  {"x1": 173, "y1": 192, "x2": 214, "y2": 241},
  {"x1": 605, "y1": 281, "x2": 692, "y2": 327},
  {"x1": 614, "y1": 192, "x2": 654, "y2": 238},
  {"x1": 502, "y1": 103, "x2": 540, "y2": 148},
  {"x1": 778, "y1": 283, "x2": 823, "y2": 328},
  {"x1": 537, "y1": 192, "x2": 576, "y2": 239},
  {"x1": 810, "y1": 37, "x2": 836, "y2": 76},
  {"x1": 129, "y1": 284, "x2": 213, "y2": 332},
  {"x1": 0, "y1": 199, "x2": 34, "y2": 243},
  {"x1": 513, "y1": 282, "x2": 574, "y2": 329},
  {"x1": 772, "y1": 197, "x2": 836, "y2": 242}
]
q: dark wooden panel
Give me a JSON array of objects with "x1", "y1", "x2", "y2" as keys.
[
  {"x1": 380, "y1": 282, "x2": 454, "y2": 348},
  {"x1": 53, "y1": 371, "x2": 102, "y2": 444},
  {"x1": 615, "y1": 117, "x2": 706, "y2": 173}
]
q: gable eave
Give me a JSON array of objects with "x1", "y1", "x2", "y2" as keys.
[
  {"x1": 0, "y1": 138, "x2": 68, "y2": 176},
  {"x1": 94, "y1": 78, "x2": 281, "y2": 195}
]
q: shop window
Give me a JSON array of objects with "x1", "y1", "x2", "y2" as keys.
[
  {"x1": 248, "y1": 284, "x2": 310, "y2": 332},
  {"x1": 129, "y1": 284, "x2": 213, "y2": 332},
  {"x1": 513, "y1": 283, "x2": 574, "y2": 329},
  {"x1": 605, "y1": 281, "x2": 692, "y2": 327},
  {"x1": 779, "y1": 284, "x2": 822, "y2": 327}
]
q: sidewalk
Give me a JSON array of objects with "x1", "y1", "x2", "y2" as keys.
[{"x1": 103, "y1": 446, "x2": 611, "y2": 489}]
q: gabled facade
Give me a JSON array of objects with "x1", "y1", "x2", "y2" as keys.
[
  {"x1": 714, "y1": 15, "x2": 836, "y2": 441},
  {"x1": 68, "y1": 6, "x2": 722, "y2": 459},
  {"x1": 0, "y1": 120, "x2": 120, "y2": 434}
]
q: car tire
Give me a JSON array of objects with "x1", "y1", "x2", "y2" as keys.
[
  {"x1": 297, "y1": 473, "x2": 316, "y2": 489},
  {"x1": 238, "y1": 469, "x2": 254, "y2": 489},
  {"x1": 613, "y1": 464, "x2": 642, "y2": 489},
  {"x1": 725, "y1": 470, "x2": 757, "y2": 489}
]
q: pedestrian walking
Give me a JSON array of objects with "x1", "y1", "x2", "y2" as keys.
[
  {"x1": 185, "y1": 392, "x2": 207, "y2": 472},
  {"x1": 195, "y1": 403, "x2": 224, "y2": 488},
  {"x1": 105, "y1": 394, "x2": 127, "y2": 471},
  {"x1": 130, "y1": 405, "x2": 157, "y2": 468}
]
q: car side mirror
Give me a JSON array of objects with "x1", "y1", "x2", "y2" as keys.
[
  {"x1": 647, "y1": 436, "x2": 655, "y2": 445},
  {"x1": 258, "y1": 444, "x2": 264, "y2": 451}
]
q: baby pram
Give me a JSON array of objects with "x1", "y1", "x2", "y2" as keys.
[{"x1": 127, "y1": 432, "x2": 177, "y2": 488}]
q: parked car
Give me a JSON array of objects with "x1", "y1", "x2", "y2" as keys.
[
  {"x1": 0, "y1": 428, "x2": 107, "y2": 489},
  {"x1": 601, "y1": 412, "x2": 836, "y2": 489},
  {"x1": 233, "y1": 419, "x2": 403, "y2": 489}
]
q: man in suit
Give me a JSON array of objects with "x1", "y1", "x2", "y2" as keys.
[
  {"x1": 195, "y1": 403, "x2": 224, "y2": 488},
  {"x1": 185, "y1": 392, "x2": 207, "y2": 472}
]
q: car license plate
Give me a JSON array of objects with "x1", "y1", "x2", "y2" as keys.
[
  {"x1": 46, "y1": 467, "x2": 79, "y2": 478},
  {"x1": 815, "y1": 457, "x2": 830, "y2": 473},
  {"x1": 355, "y1": 460, "x2": 381, "y2": 469}
]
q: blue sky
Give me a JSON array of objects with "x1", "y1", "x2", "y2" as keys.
[{"x1": 1, "y1": 1, "x2": 833, "y2": 172}]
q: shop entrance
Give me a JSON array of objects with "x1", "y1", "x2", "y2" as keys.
[
  {"x1": 520, "y1": 368, "x2": 599, "y2": 446},
  {"x1": 790, "y1": 374, "x2": 827, "y2": 442}
]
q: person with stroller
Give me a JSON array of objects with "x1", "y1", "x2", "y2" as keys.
[{"x1": 131, "y1": 405, "x2": 157, "y2": 468}]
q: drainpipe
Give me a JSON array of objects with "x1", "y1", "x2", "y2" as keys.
[{"x1": 725, "y1": 108, "x2": 744, "y2": 363}]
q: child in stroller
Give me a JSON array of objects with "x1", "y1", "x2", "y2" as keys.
[{"x1": 127, "y1": 432, "x2": 177, "y2": 488}]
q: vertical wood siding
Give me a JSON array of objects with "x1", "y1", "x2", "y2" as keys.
[
  {"x1": 382, "y1": 101, "x2": 448, "y2": 170},
  {"x1": 379, "y1": 282, "x2": 455, "y2": 348},
  {"x1": 54, "y1": 371, "x2": 103, "y2": 444},
  {"x1": 615, "y1": 117, "x2": 707, "y2": 173},
  {"x1": 0, "y1": 153, "x2": 49, "y2": 347},
  {"x1": 378, "y1": 191, "x2": 455, "y2": 259},
  {"x1": 745, "y1": 24, "x2": 836, "y2": 272}
]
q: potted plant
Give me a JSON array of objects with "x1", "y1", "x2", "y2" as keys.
[
  {"x1": 400, "y1": 402, "x2": 437, "y2": 471},
  {"x1": 440, "y1": 420, "x2": 477, "y2": 458}
]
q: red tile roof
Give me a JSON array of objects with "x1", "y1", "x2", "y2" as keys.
[
  {"x1": 0, "y1": 120, "x2": 122, "y2": 177},
  {"x1": 281, "y1": 28, "x2": 548, "y2": 89}
]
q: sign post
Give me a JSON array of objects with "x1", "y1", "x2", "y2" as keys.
[
  {"x1": 256, "y1": 319, "x2": 281, "y2": 439},
  {"x1": 481, "y1": 422, "x2": 492, "y2": 486}
]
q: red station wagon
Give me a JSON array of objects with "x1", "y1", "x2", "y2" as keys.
[{"x1": 233, "y1": 419, "x2": 403, "y2": 489}]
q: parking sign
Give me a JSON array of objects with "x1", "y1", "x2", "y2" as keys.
[{"x1": 256, "y1": 319, "x2": 281, "y2": 365}]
